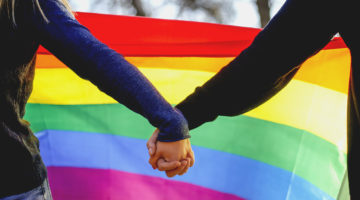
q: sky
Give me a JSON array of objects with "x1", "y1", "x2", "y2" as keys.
[{"x1": 69, "y1": 0, "x2": 286, "y2": 28}]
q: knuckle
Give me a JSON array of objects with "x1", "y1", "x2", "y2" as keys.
[{"x1": 148, "y1": 159, "x2": 154, "y2": 165}]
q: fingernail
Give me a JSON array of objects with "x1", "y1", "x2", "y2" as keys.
[{"x1": 149, "y1": 148, "x2": 153, "y2": 155}]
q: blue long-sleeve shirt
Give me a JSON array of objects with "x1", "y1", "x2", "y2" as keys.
[{"x1": 0, "y1": 0, "x2": 189, "y2": 197}]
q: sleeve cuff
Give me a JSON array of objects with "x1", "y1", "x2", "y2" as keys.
[{"x1": 156, "y1": 108, "x2": 191, "y2": 142}]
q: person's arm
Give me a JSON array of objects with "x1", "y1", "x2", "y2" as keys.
[
  {"x1": 176, "y1": 0, "x2": 339, "y2": 129},
  {"x1": 21, "y1": 0, "x2": 189, "y2": 142}
]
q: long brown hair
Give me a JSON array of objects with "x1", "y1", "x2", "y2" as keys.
[{"x1": 0, "y1": 0, "x2": 73, "y2": 25}]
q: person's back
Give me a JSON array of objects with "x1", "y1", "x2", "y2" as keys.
[{"x1": 0, "y1": 1, "x2": 48, "y2": 197}]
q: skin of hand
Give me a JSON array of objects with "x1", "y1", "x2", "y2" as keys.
[{"x1": 147, "y1": 129, "x2": 195, "y2": 177}]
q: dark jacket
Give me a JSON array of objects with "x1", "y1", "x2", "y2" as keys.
[{"x1": 176, "y1": 0, "x2": 359, "y2": 198}]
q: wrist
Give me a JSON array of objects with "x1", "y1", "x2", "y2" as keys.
[{"x1": 157, "y1": 108, "x2": 190, "y2": 142}]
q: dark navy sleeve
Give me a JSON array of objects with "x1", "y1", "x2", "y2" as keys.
[
  {"x1": 23, "y1": 0, "x2": 189, "y2": 141},
  {"x1": 176, "y1": 0, "x2": 338, "y2": 129}
]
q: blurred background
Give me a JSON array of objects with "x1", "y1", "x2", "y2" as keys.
[{"x1": 68, "y1": 0, "x2": 286, "y2": 28}]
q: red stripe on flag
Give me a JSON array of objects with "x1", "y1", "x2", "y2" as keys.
[{"x1": 37, "y1": 12, "x2": 347, "y2": 57}]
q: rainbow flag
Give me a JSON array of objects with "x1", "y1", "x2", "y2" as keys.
[{"x1": 24, "y1": 12, "x2": 350, "y2": 200}]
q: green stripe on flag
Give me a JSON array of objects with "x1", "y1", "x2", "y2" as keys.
[{"x1": 25, "y1": 103, "x2": 346, "y2": 197}]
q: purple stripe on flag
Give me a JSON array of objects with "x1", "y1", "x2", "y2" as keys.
[{"x1": 47, "y1": 166, "x2": 245, "y2": 200}]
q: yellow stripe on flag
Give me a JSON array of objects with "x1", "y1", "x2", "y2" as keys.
[
  {"x1": 36, "y1": 48, "x2": 350, "y2": 94},
  {"x1": 29, "y1": 67, "x2": 347, "y2": 152}
]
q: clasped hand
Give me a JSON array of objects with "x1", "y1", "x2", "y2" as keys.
[{"x1": 147, "y1": 129, "x2": 195, "y2": 177}]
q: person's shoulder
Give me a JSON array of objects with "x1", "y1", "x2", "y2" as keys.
[{"x1": 37, "y1": 0, "x2": 75, "y2": 20}]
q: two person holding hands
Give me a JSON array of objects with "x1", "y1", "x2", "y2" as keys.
[{"x1": 2, "y1": 0, "x2": 359, "y2": 199}]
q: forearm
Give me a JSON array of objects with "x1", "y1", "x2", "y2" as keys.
[
  {"x1": 84, "y1": 49, "x2": 190, "y2": 141},
  {"x1": 176, "y1": 48, "x2": 298, "y2": 129},
  {"x1": 80, "y1": 48, "x2": 190, "y2": 141},
  {"x1": 176, "y1": 0, "x2": 337, "y2": 129}
]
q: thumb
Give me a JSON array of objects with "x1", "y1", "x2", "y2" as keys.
[
  {"x1": 147, "y1": 141, "x2": 156, "y2": 156},
  {"x1": 147, "y1": 129, "x2": 159, "y2": 156}
]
